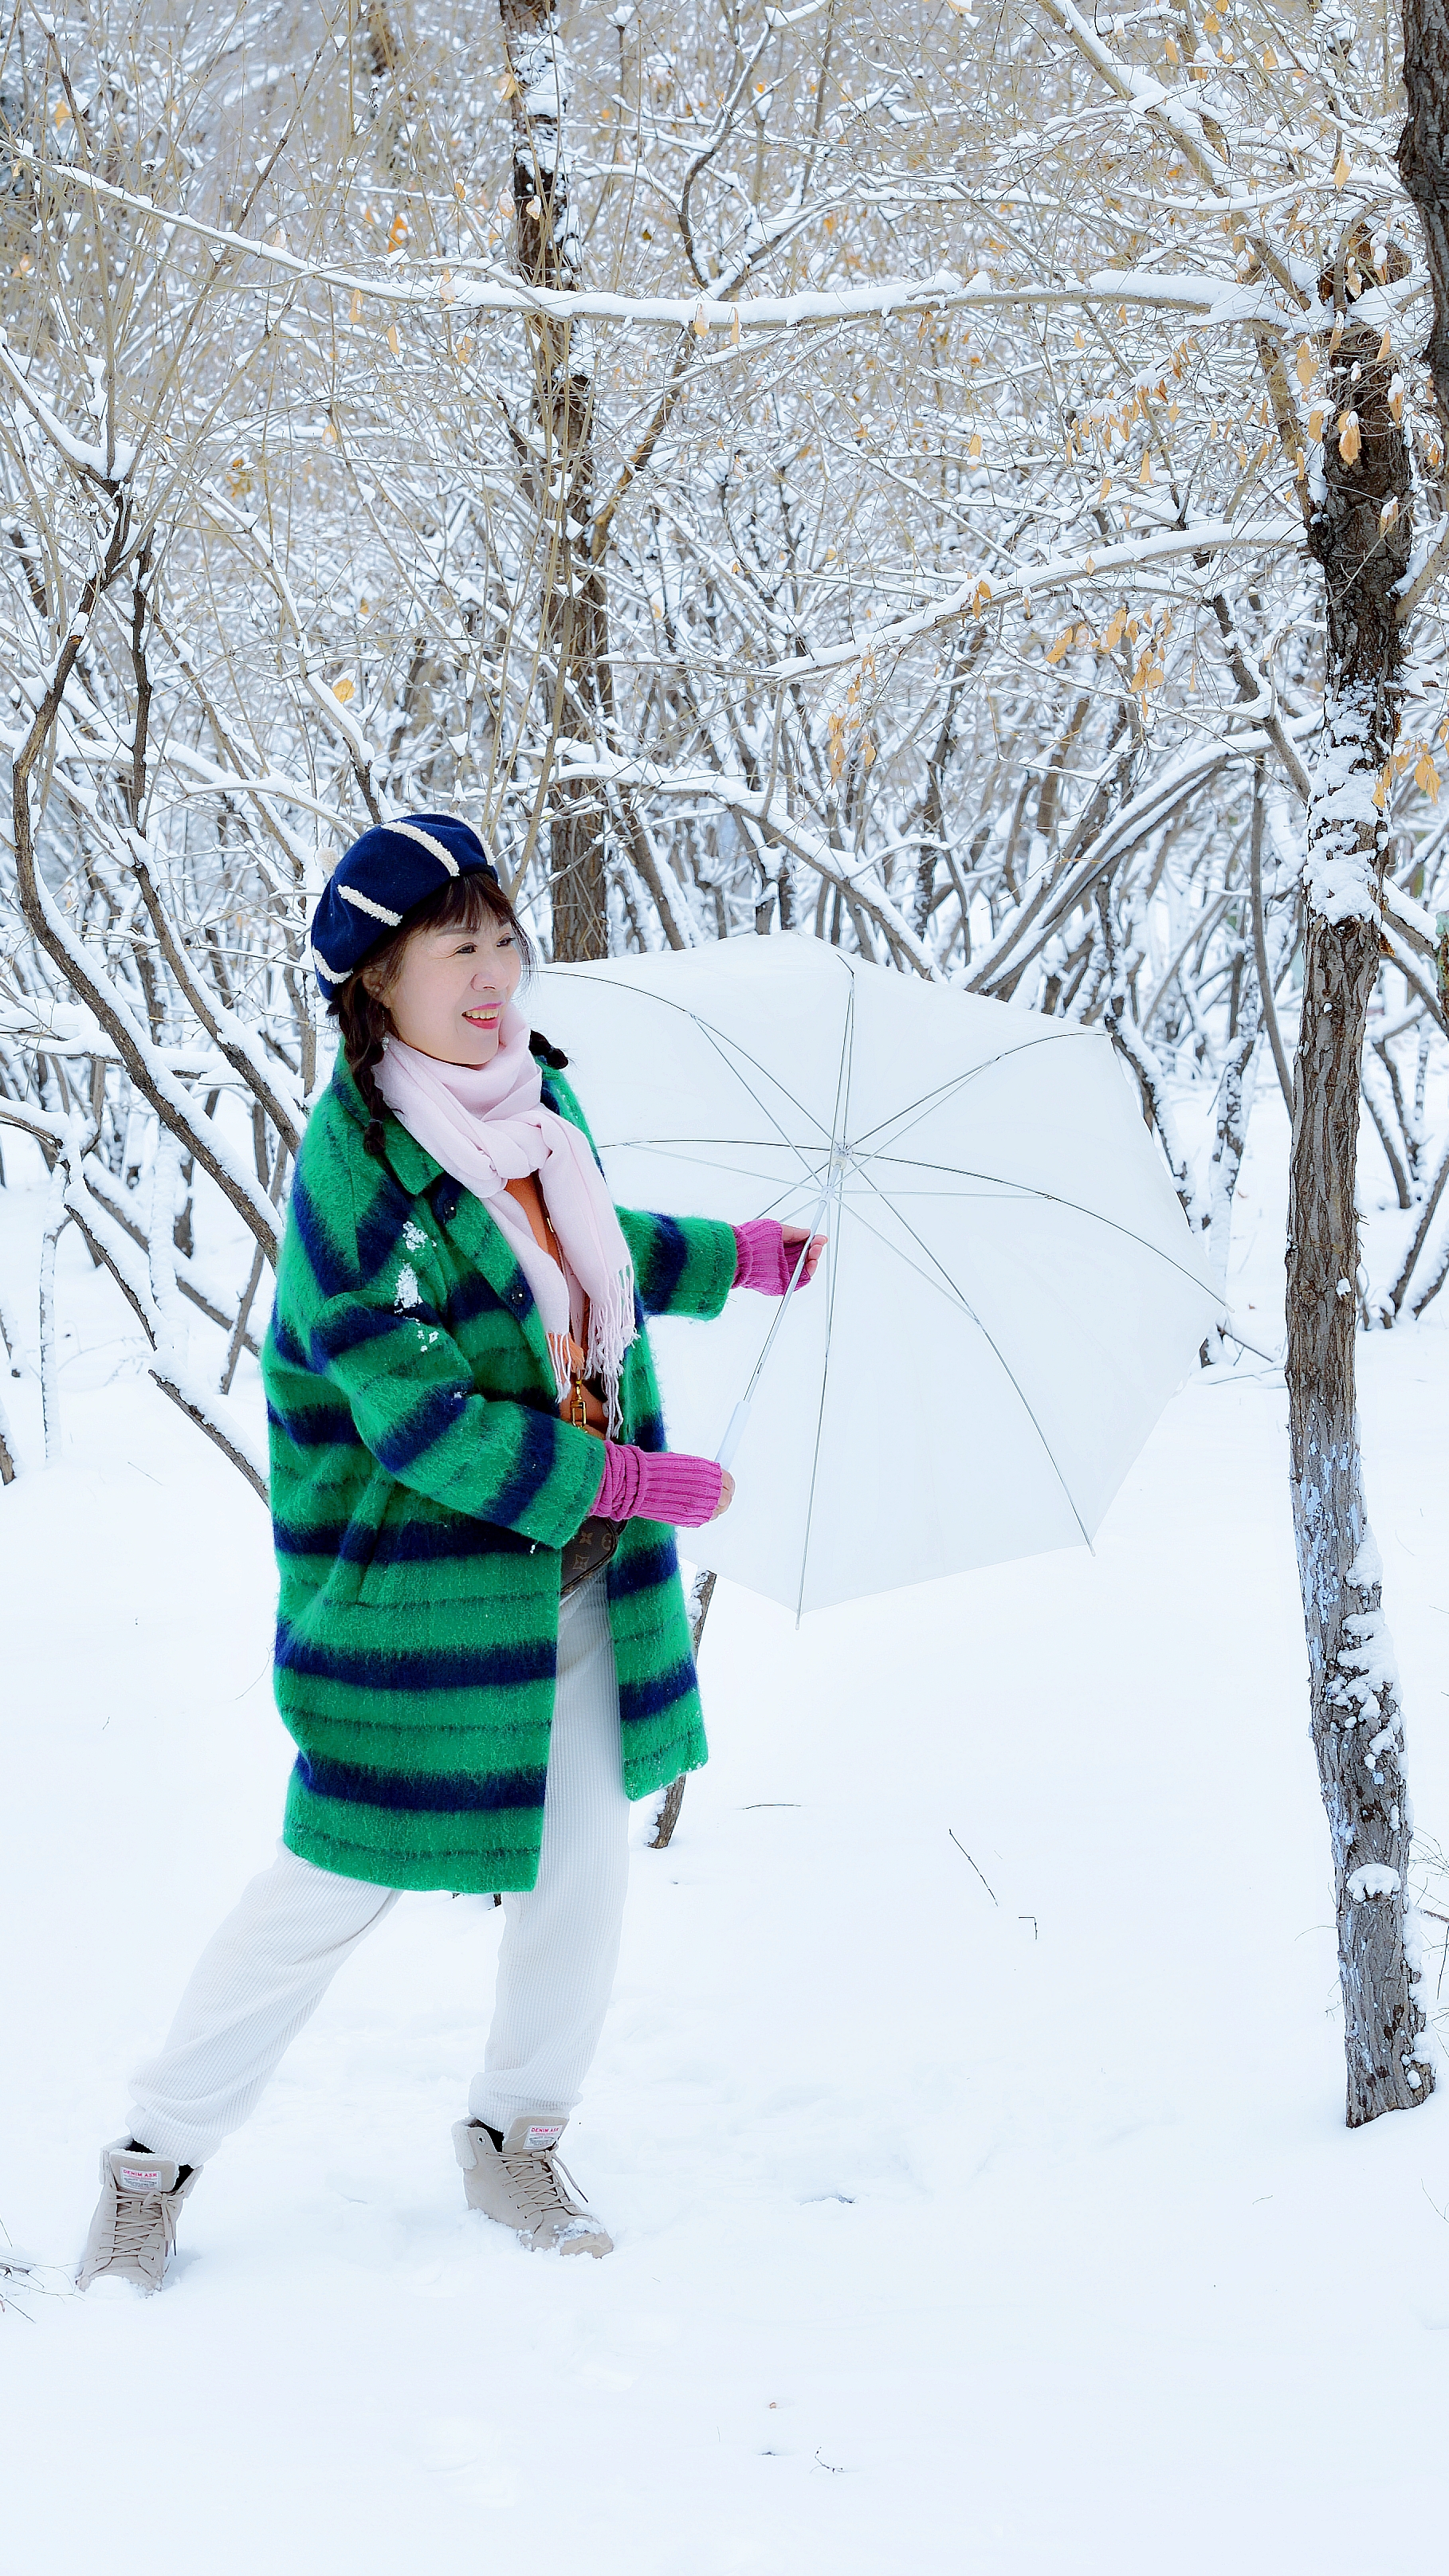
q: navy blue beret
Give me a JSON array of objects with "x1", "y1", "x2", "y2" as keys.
[{"x1": 308, "y1": 812, "x2": 500, "y2": 990}]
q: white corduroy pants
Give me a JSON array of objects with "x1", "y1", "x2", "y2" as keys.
[{"x1": 127, "y1": 1575, "x2": 633, "y2": 2167}]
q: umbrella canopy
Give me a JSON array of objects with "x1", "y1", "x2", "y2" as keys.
[{"x1": 539, "y1": 935, "x2": 1217, "y2": 1613}]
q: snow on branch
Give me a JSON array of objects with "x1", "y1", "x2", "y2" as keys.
[
  {"x1": 14, "y1": 147, "x2": 1392, "y2": 342},
  {"x1": 755, "y1": 520, "x2": 1302, "y2": 684}
]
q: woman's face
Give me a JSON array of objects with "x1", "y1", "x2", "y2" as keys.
[{"x1": 379, "y1": 912, "x2": 524, "y2": 1065}]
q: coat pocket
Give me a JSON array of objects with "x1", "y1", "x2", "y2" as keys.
[{"x1": 316, "y1": 1464, "x2": 395, "y2": 1610}]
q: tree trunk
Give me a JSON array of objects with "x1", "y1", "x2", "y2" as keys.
[
  {"x1": 1399, "y1": 0, "x2": 1449, "y2": 425},
  {"x1": 500, "y1": 0, "x2": 608, "y2": 960},
  {"x1": 1288, "y1": 288, "x2": 1431, "y2": 2124}
]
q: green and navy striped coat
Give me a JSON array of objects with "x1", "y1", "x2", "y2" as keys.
[{"x1": 261, "y1": 1043, "x2": 736, "y2": 1894}]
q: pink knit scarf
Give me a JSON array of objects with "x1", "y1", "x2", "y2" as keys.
[{"x1": 376, "y1": 1006, "x2": 636, "y2": 1429}]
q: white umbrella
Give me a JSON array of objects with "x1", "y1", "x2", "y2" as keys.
[{"x1": 539, "y1": 935, "x2": 1217, "y2": 1614}]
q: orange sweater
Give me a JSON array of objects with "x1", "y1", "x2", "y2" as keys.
[{"x1": 503, "y1": 1174, "x2": 607, "y2": 1433}]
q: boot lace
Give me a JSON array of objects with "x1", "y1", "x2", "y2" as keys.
[
  {"x1": 499, "y1": 2147, "x2": 589, "y2": 2225},
  {"x1": 111, "y1": 2185, "x2": 176, "y2": 2264}
]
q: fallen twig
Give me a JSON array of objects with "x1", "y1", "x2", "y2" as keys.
[{"x1": 948, "y1": 1829, "x2": 999, "y2": 1906}]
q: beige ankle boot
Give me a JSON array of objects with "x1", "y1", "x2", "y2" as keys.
[
  {"x1": 78, "y1": 2143, "x2": 202, "y2": 2293},
  {"x1": 452, "y1": 2116, "x2": 613, "y2": 2257}
]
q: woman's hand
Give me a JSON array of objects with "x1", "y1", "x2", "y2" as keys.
[
  {"x1": 780, "y1": 1225, "x2": 827, "y2": 1284},
  {"x1": 732, "y1": 1220, "x2": 827, "y2": 1296},
  {"x1": 591, "y1": 1442, "x2": 731, "y2": 1529}
]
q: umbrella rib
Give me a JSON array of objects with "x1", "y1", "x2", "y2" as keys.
[
  {"x1": 685, "y1": 1028, "x2": 831, "y2": 1191},
  {"x1": 795, "y1": 978, "x2": 855, "y2": 1621},
  {"x1": 844, "y1": 1166, "x2": 1094, "y2": 1551},
  {"x1": 849, "y1": 1028, "x2": 1104, "y2": 1156},
  {"x1": 547, "y1": 966, "x2": 843, "y2": 1164},
  {"x1": 599, "y1": 1143, "x2": 824, "y2": 1194},
  {"x1": 861, "y1": 1156, "x2": 1215, "y2": 1300}
]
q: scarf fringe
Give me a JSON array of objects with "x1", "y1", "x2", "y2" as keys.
[{"x1": 546, "y1": 1262, "x2": 634, "y2": 1438}]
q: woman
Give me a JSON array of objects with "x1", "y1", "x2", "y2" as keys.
[{"x1": 79, "y1": 813, "x2": 820, "y2": 2288}]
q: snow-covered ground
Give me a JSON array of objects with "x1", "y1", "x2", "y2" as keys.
[{"x1": 4, "y1": 1092, "x2": 1449, "y2": 2573}]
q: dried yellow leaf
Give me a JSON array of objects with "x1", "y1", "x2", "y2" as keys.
[
  {"x1": 1262, "y1": 46, "x2": 1278, "y2": 69},
  {"x1": 1416, "y1": 750, "x2": 1440, "y2": 801},
  {"x1": 1376, "y1": 327, "x2": 1392, "y2": 363},
  {"x1": 968, "y1": 433, "x2": 984, "y2": 463},
  {"x1": 1139, "y1": 449, "x2": 1153, "y2": 486},
  {"x1": 1295, "y1": 340, "x2": 1314, "y2": 390},
  {"x1": 1379, "y1": 495, "x2": 1400, "y2": 530},
  {"x1": 387, "y1": 322, "x2": 401, "y2": 356},
  {"x1": 349, "y1": 289, "x2": 363, "y2": 323},
  {"x1": 1337, "y1": 410, "x2": 1361, "y2": 465},
  {"x1": 1307, "y1": 406, "x2": 1326, "y2": 442},
  {"x1": 1045, "y1": 630, "x2": 1073, "y2": 666},
  {"x1": 1333, "y1": 151, "x2": 1351, "y2": 189},
  {"x1": 332, "y1": 677, "x2": 355, "y2": 704},
  {"x1": 731, "y1": 308, "x2": 741, "y2": 347}
]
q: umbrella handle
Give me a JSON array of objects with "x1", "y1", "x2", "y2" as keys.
[{"x1": 716, "y1": 1400, "x2": 752, "y2": 1473}]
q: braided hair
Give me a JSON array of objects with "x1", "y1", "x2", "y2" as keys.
[{"x1": 331, "y1": 871, "x2": 540, "y2": 1159}]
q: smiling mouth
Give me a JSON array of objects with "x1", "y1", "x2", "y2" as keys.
[{"x1": 462, "y1": 1006, "x2": 501, "y2": 1025}]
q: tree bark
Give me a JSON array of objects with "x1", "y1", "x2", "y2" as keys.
[
  {"x1": 500, "y1": 0, "x2": 608, "y2": 960},
  {"x1": 1289, "y1": 292, "x2": 1431, "y2": 2124},
  {"x1": 1398, "y1": 0, "x2": 1449, "y2": 425}
]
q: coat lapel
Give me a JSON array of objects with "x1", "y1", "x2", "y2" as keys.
[
  {"x1": 440, "y1": 1185, "x2": 556, "y2": 1386},
  {"x1": 332, "y1": 1057, "x2": 556, "y2": 1390}
]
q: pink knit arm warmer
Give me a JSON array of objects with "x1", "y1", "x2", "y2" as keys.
[
  {"x1": 591, "y1": 1441, "x2": 724, "y2": 1529},
  {"x1": 732, "y1": 1219, "x2": 798, "y2": 1296}
]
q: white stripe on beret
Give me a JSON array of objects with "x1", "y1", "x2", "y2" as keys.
[
  {"x1": 339, "y1": 884, "x2": 405, "y2": 926},
  {"x1": 388, "y1": 820, "x2": 462, "y2": 875},
  {"x1": 309, "y1": 945, "x2": 348, "y2": 985}
]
